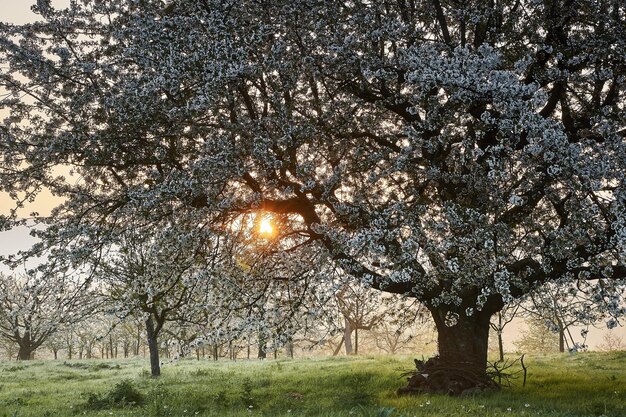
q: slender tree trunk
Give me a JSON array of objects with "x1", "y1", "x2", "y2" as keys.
[
  {"x1": 400, "y1": 307, "x2": 497, "y2": 395},
  {"x1": 53, "y1": 349, "x2": 58, "y2": 360},
  {"x1": 145, "y1": 317, "x2": 161, "y2": 377},
  {"x1": 332, "y1": 337, "x2": 345, "y2": 356},
  {"x1": 354, "y1": 328, "x2": 359, "y2": 355},
  {"x1": 559, "y1": 329, "x2": 565, "y2": 353},
  {"x1": 496, "y1": 312, "x2": 505, "y2": 362},
  {"x1": 135, "y1": 324, "x2": 142, "y2": 356},
  {"x1": 497, "y1": 331, "x2": 504, "y2": 362},
  {"x1": 258, "y1": 335, "x2": 267, "y2": 359},
  {"x1": 212, "y1": 344, "x2": 218, "y2": 361},
  {"x1": 343, "y1": 318, "x2": 354, "y2": 355}
]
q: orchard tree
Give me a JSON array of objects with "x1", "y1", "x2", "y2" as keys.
[
  {"x1": 1, "y1": 0, "x2": 626, "y2": 393},
  {"x1": 200, "y1": 217, "x2": 337, "y2": 361},
  {"x1": 332, "y1": 282, "x2": 422, "y2": 355},
  {"x1": 333, "y1": 283, "x2": 385, "y2": 355},
  {"x1": 0, "y1": 272, "x2": 89, "y2": 360},
  {"x1": 95, "y1": 227, "x2": 215, "y2": 376},
  {"x1": 513, "y1": 316, "x2": 560, "y2": 353},
  {"x1": 489, "y1": 301, "x2": 520, "y2": 361},
  {"x1": 520, "y1": 282, "x2": 601, "y2": 352}
]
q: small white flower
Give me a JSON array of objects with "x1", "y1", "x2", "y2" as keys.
[{"x1": 509, "y1": 195, "x2": 524, "y2": 206}]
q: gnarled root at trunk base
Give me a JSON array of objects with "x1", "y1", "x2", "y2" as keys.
[{"x1": 397, "y1": 356, "x2": 499, "y2": 396}]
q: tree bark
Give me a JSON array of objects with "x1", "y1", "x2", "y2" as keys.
[
  {"x1": 497, "y1": 330, "x2": 504, "y2": 362},
  {"x1": 399, "y1": 307, "x2": 498, "y2": 395},
  {"x1": 17, "y1": 345, "x2": 34, "y2": 360},
  {"x1": 145, "y1": 317, "x2": 161, "y2": 377},
  {"x1": 286, "y1": 338, "x2": 294, "y2": 358},
  {"x1": 258, "y1": 335, "x2": 267, "y2": 359},
  {"x1": 343, "y1": 318, "x2": 354, "y2": 355},
  {"x1": 559, "y1": 329, "x2": 565, "y2": 353}
]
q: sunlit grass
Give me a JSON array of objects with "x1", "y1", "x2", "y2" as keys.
[{"x1": 0, "y1": 352, "x2": 624, "y2": 416}]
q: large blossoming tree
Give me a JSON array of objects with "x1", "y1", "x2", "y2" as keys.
[{"x1": 1, "y1": 0, "x2": 625, "y2": 393}]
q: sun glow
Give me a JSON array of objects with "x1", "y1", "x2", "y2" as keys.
[{"x1": 259, "y1": 217, "x2": 274, "y2": 237}]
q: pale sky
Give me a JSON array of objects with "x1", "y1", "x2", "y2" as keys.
[{"x1": 0, "y1": 0, "x2": 624, "y2": 351}]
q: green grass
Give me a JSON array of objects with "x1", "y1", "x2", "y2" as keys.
[{"x1": 0, "y1": 352, "x2": 624, "y2": 417}]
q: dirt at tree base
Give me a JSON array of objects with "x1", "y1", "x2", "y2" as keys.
[{"x1": 397, "y1": 357, "x2": 499, "y2": 396}]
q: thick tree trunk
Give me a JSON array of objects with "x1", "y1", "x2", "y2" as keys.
[
  {"x1": 17, "y1": 332, "x2": 35, "y2": 360},
  {"x1": 145, "y1": 317, "x2": 161, "y2": 377},
  {"x1": 17, "y1": 345, "x2": 34, "y2": 360},
  {"x1": 399, "y1": 307, "x2": 498, "y2": 395}
]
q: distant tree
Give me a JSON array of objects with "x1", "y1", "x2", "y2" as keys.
[
  {"x1": 373, "y1": 315, "x2": 435, "y2": 355},
  {"x1": 95, "y1": 227, "x2": 214, "y2": 377},
  {"x1": 489, "y1": 302, "x2": 521, "y2": 361},
  {"x1": 44, "y1": 332, "x2": 65, "y2": 360},
  {"x1": 0, "y1": 336, "x2": 17, "y2": 360},
  {"x1": 513, "y1": 317, "x2": 560, "y2": 354},
  {"x1": 597, "y1": 332, "x2": 624, "y2": 352},
  {"x1": 333, "y1": 284, "x2": 384, "y2": 355},
  {"x1": 520, "y1": 283, "x2": 603, "y2": 352},
  {"x1": 0, "y1": 272, "x2": 88, "y2": 360}
]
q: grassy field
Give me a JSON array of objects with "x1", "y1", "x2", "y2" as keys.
[{"x1": 0, "y1": 352, "x2": 624, "y2": 417}]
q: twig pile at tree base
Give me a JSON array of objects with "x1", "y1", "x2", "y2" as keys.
[{"x1": 398, "y1": 357, "x2": 499, "y2": 396}]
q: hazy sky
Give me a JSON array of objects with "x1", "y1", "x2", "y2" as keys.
[
  {"x1": 0, "y1": 0, "x2": 71, "y2": 25},
  {"x1": 0, "y1": 0, "x2": 624, "y2": 350},
  {"x1": 0, "y1": 0, "x2": 71, "y2": 267}
]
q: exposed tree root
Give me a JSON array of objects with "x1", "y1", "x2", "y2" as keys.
[{"x1": 397, "y1": 356, "x2": 499, "y2": 396}]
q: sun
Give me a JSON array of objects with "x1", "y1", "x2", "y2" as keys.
[{"x1": 258, "y1": 217, "x2": 274, "y2": 237}]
